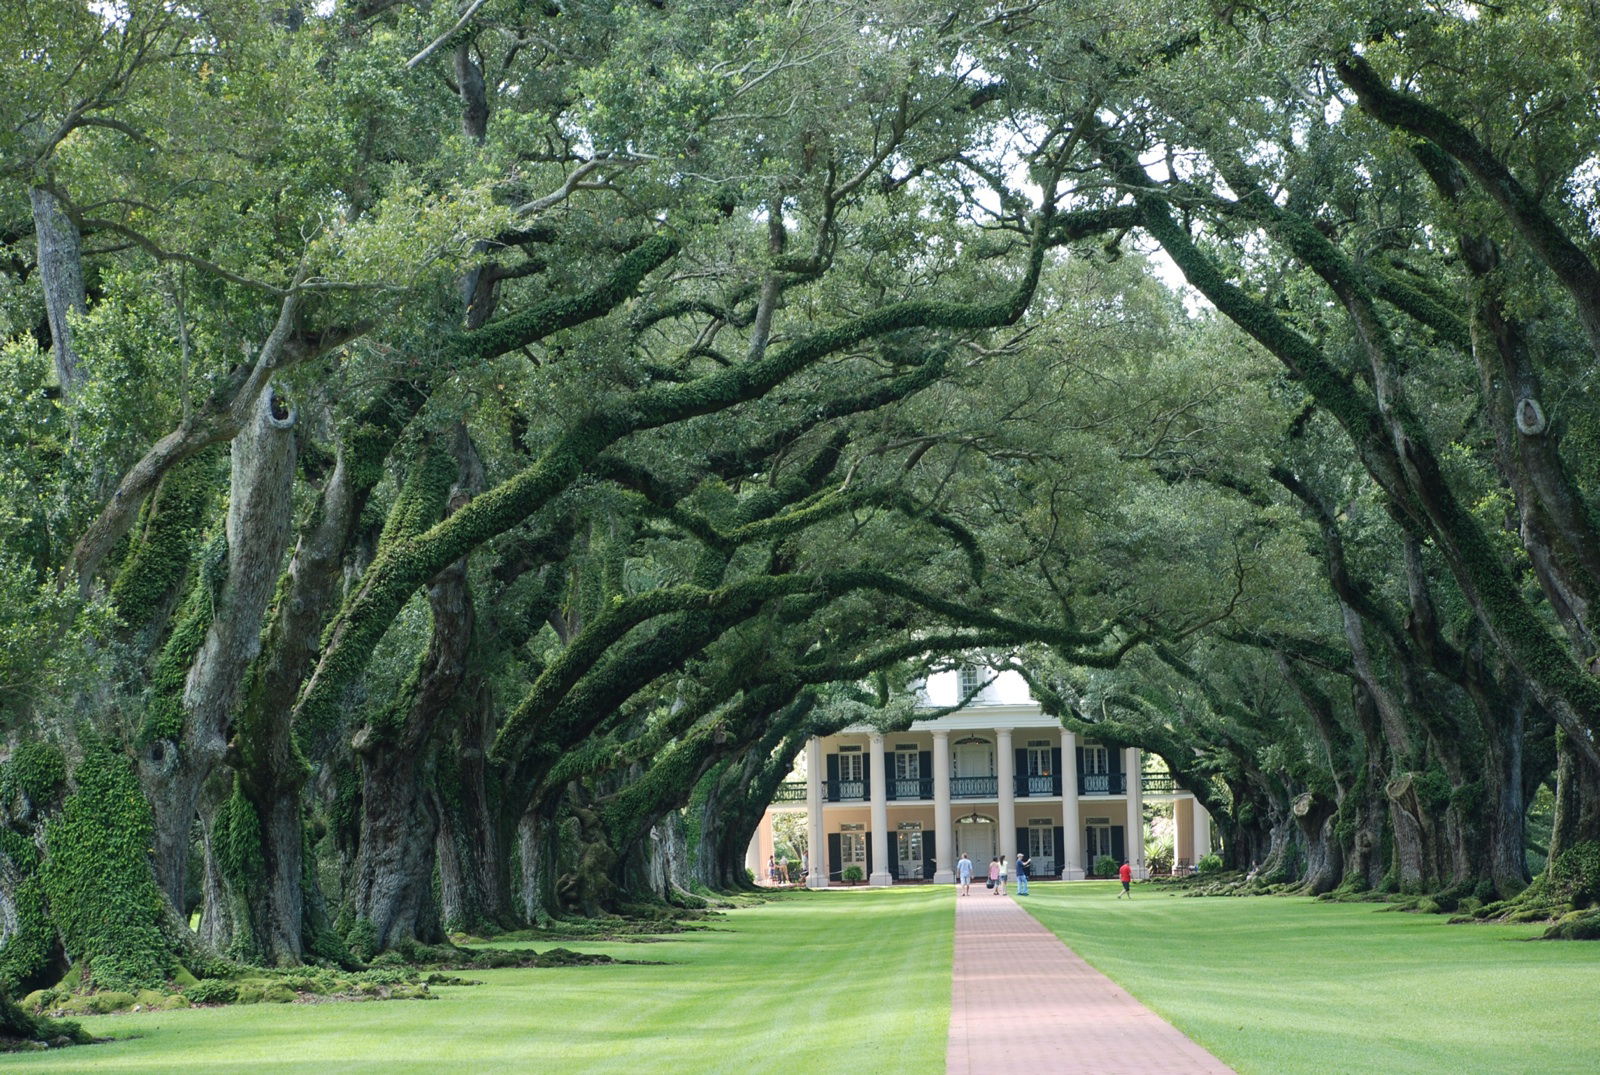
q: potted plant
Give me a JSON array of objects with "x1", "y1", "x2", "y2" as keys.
[
  {"x1": 1093, "y1": 854, "x2": 1119, "y2": 879},
  {"x1": 841, "y1": 865, "x2": 865, "y2": 885}
]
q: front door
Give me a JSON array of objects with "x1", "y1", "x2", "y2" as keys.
[{"x1": 955, "y1": 819, "x2": 995, "y2": 868}]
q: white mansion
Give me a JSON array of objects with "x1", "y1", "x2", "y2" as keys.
[{"x1": 750, "y1": 667, "x2": 1212, "y2": 885}]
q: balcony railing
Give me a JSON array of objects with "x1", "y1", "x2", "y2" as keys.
[
  {"x1": 786, "y1": 770, "x2": 1185, "y2": 806},
  {"x1": 1015, "y1": 773, "x2": 1062, "y2": 797},
  {"x1": 1079, "y1": 772, "x2": 1126, "y2": 795},
  {"x1": 886, "y1": 777, "x2": 934, "y2": 801},
  {"x1": 824, "y1": 779, "x2": 867, "y2": 802},
  {"x1": 950, "y1": 775, "x2": 998, "y2": 798}
]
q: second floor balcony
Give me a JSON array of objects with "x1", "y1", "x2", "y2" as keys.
[{"x1": 792, "y1": 770, "x2": 1174, "y2": 804}]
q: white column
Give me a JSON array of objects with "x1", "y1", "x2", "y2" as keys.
[
  {"x1": 806, "y1": 737, "x2": 828, "y2": 889},
  {"x1": 746, "y1": 829, "x2": 762, "y2": 884},
  {"x1": 868, "y1": 733, "x2": 893, "y2": 886},
  {"x1": 997, "y1": 728, "x2": 1016, "y2": 862},
  {"x1": 1061, "y1": 731, "x2": 1083, "y2": 880},
  {"x1": 1192, "y1": 798, "x2": 1212, "y2": 859},
  {"x1": 932, "y1": 730, "x2": 954, "y2": 883},
  {"x1": 1125, "y1": 746, "x2": 1146, "y2": 879}
]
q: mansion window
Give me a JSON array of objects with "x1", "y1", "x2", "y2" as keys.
[
  {"x1": 840, "y1": 823, "x2": 866, "y2": 868},
  {"x1": 895, "y1": 748, "x2": 921, "y2": 781},
  {"x1": 897, "y1": 820, "x2": 923, "y2": 862},
  {"x1": 837, "y1": 746, "x2": 863, "y2": 783},
  {"x1": 956, "y1": 665, "x2": 983, "y2": 698},
  {"x1": 1027, "y1": 820, "x2": 1055, "y2": 860},
  {"x1": 1025, "y1": 740, "x2": 1052, "y2": 776},
  {"x1": 1082, "y1": 744, "x2": 1109, "y2": 775}
]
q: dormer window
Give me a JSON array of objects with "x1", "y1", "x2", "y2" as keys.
[{"x1": 957, "y1": 665, "x2": 983, "y2": 699}]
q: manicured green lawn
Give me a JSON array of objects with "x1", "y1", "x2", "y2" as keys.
[
  {"x1": 10, "y1": 889, "x2": 950, "y2": 1073},
  {"x1": 1020, "y1": 880, "x2": 1600, "y2": 1075},
  {"x1": 19, "y1": 883, "x2": 1599, "y2": 1073}
]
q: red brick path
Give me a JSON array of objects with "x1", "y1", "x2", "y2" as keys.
[{"x1": 948, "y1": 889, "x2": 1234, "y2": 1074}]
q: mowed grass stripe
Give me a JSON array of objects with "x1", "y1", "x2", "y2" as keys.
[
  {"x1": 8, "y1": 888, "x2": 952, "y2": 1074},
  {"x1": 1018, "y1": 880, "x2": 1600, "y2": 1075}
]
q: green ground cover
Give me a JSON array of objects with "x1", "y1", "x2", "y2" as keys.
[
  {"x1": 17, "y1": 883, "x2": 1599, "y2": 1073},
  {"x1": 9, "y1": 889, "x2": 949, "y2": 1073},
  {"x1": 1021, "y1": 881, "x2": 1600, "y2": 1075}
]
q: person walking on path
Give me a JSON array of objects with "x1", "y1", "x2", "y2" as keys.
[
  {"x1": 997, "y1": 855, "x2": 1007, "y2": 896},
  {"x1": 1015, "y1": 851, "x2": 1031, "y2": 895},
  {"x1": 958, "y1": 852, "x2": 974, "y2": 895},
  {"x1": 1118, "y1": 859, "x2": 1132, "y2": 898},
  {"x1": 987, "y1": 857, "x2": 1000, "y2": 894}
]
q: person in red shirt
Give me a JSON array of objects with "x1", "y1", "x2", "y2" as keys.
[{"x1": 1117, "y1": 859, "x2": 1132, "y2": 898}]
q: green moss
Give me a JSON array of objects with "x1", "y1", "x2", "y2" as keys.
[
  {"x1": 376, "y1": 441, "x2": 457, "y2": 551},
  {"x1": 1544, "y1": 908, "x2": 1600, "y2": 940},
  {"x1": 1547, "y1": 841, "x2": 1600, "y2": 909},
  {"x1": 209, "y1": 783, "x2": 267, "y2": 964},
  {"x1": 38, "y1": 743, "x2": 174, "y2": 992},
  {"x1": 0, "y1": 867, "x2": 55, "y2": 992},
  {"x1": 345, "y1": 918, "x2": 378, "y2": 963},
  {"x1": 137, "y1": 579, "x2": 214, "y2": 746},
  {"x1": 2, "y1": 742, "x2": 67, "y2": 806},
  {"x1": 1414, "y1": 767, "x2": 1453, "y2": 813},
  {"x1": 109, "y1": 450, "x2": 218, "y2": 626},
  {"x1": 447, "y1": 234, "x2": 681, "y2": 365},
  {"x1": 182, "y1": 979, "x2": 238, "y2": 1004},
  {"x1": 0, "y1": 986, "x2": 88, "y2": 1047}
]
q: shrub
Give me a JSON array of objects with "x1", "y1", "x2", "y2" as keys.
[
  {"x1": 1092, "y1": 855, "x2": 1119, "y2": 878},
  {"x1": 1197, "y1": 853, "x2": 1223, "y2": 874},
  {"x1": 841, "y1": 866, "x2": 864, "y2": 883}
]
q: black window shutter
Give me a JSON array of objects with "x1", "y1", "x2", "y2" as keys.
[
  {"x1": 1076, "y1": 746, "x2": 1086, "y2": 779},
  {"x1": 1053, "y1": 826, "x2": 1065, "y2": 875},
  {"x1": 1112, "y1": 826, "x2": 1126, "y2": 862},
  {"x1": 827, "y1": 833, "x2": 841, "y2": 880},
  {"x1": 924, "y1": 830, "x2": 936, "y2": 880},
  {"x1": 866, "y1": 836, "x2": 873, "y2": 876},
  {"x1": 1016, "y1": 827, "x2": 1028, "y2": 865},
  {"x1": 1051, "y1": 748, "x2": 1063, "y2": 795},
  {"x1": 826, "y1": 754, "x2": 839, "y2": 801},
  {"x1": 919, "y1": 750, "x2": 932, "y2": 791},
  {"x1": 1015, "y1": 748, "x2": 1028, "y2": 796}
]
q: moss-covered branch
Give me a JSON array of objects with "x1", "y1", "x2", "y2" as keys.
[{"x1": 297, "y1": 214, "x2": 1055, "y2": 740}]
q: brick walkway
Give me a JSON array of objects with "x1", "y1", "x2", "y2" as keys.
[{"x1": 948, "y1": 889, "x2": 1234, "y2": 1075}]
